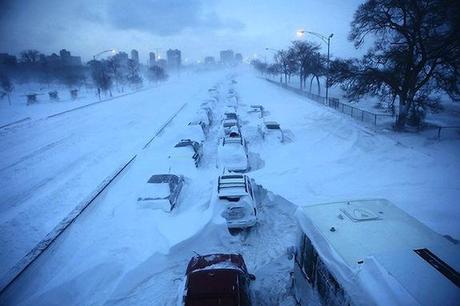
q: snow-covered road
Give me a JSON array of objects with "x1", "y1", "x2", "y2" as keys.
[
  {"x1": 1, "y1": 69, "x2": 459, "y2": 306},
  {"x1": 0, "y1": 71, "x2": 224, "y2": 280}
]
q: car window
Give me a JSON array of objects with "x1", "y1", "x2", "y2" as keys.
[{"x1": 301, "y1": 235, "x2": 317, "y2": 284}]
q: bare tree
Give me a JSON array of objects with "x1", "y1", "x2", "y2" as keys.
[
  {"x1": 250, "y1": 60, "x2": 268, "y2": 75},
  {"x1": 330, "y1": 0, "x2": 460, "y2": 130},
  {"x1": 146, "y1": 65, "x2": 168, "y2": 84},
  {"x1": 290, "y1": 41, "x2": 321, "y2": 90},
  {"x1": 90, "y1": 60, "x2": 112, "y2": 100},
  {"x1": 127, "y1": 59, "x2": 143, "y2": 87},
  {"x1": 0, "y1": 73, "x2": 14, "y2": 105},
  {"x1": 107, "y1": 56, "x2": 126, "y2": 92},
  {"x1": 20, "y1": 49, "x2": 41, "y2": 64}
]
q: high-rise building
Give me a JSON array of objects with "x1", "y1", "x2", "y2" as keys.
[
  {"x1": 220, "y1": 50, "x2": 234, "y2": 65},
  {"x1": 235, "y1": 53, "x2": 243, "y2": 64},
  {"x1": 157, "y1": 59, "x2": 167, "y2": 69},
  {"x1": 166, "y1": 49, "x2": 181, "y2": 70},
  {"x1": 149, "y1": 52, "x2": 156, "y2": 67},
  {"x1": 131, "y1": 49, "x2": 139, "y2": 64},
  {"x1": 204, "y1": 56, "x2": 215, "y2": 65}
]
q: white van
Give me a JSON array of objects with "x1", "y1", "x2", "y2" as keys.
[{"x1": 290, "y1": 199, "x2": 460, "y2": 306}]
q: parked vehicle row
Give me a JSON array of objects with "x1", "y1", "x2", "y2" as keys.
[
  {"x1": 137, "y1": 96, "x2": 215, "y2": 212},
  {"x1": 141, "y1": 81, "x2": 458, "y2": 306}
]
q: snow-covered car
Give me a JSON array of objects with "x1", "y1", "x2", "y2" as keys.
[
  {"x1": 180, "y1": 253, "x2": 255, "y2": 306},
  {"x1": 137, "y1": 174, "x2": 184, "y2": 211},
  {"x1": 248, "y1": 104, "x2": 264, "y2": 119},
  {"x1": 217, "y1": 136, "x2": 249, "y2": 172},
  {"x1": 200, "y1": 107, "x2": 213, "y2": 125},
  {"x1": 169, "y1": 139, "x2": 203, "y2": 167},
  {"x1": 224, "y1": 110, "x2": 238, "y2": 121},
  {"x1": 187, "y1": 121, "x2": 207, "y2": 142},
  {"x1": 222, "y1": 117, "x2": 240, "y2": 136},
  {"x1": 258, "y1": 120, "x2": 284, "y2": 142},
  {"x1": 227, "y1": 125, "x2": 241, "y2": 138},
  {"x1": 217, "y1": 174, "x2": 258, "y2": 229}
]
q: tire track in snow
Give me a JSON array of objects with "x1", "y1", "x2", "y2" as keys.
[{"x1": 0, "y1": 135, "x2": 72, "y2": 173}]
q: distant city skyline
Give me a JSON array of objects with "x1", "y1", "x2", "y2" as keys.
[{"x1": 0, "y1": 0, "x2": 366, "y2": 63}]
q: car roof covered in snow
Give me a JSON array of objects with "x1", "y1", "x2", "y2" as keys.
[
  {"x1": 264, "y1": 121, "x2": 280, "y2": 129},
  {"x1": 186, "y1": 253, "x2": 247, "y2": 274},
  {"x1": 217, "y1": 175, "x2": 248, "y2": 196},
  {"x1": 296, "y1": 199, "x2": 460, "y2": 306},
  {"x1": 222, "y1": 136, "x2": 243, "y2": 145}
]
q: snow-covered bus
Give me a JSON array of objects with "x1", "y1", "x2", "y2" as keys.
[{"x1": 290, "y1": 199, "x2": 460, "y2": 306}]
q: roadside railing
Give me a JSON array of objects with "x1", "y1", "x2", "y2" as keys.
[
  {"x1": 435, "y1": 126, "x2": 460, "y2": 140},
  {"x1": 265, "y1": 78, "x2": 394, "y2": 126}
]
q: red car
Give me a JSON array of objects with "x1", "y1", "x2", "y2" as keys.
[{"x1": 181, "y1": 253, "x2": 256, "y2": 306}]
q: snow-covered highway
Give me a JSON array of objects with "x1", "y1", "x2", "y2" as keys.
[
  {"x1": 1, "y1": 69, "x2": 459, "y2": 306},
  {"x1": 0, "y1": 71, "x2": 224, "y2": 281}
]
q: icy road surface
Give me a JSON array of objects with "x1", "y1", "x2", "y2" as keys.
[
  {"x1": 0, "y1": 71, "x2": 224, "y2": 279},
  {"x1": 1, "y1": 69, "x2": 459, "y2": 305}
]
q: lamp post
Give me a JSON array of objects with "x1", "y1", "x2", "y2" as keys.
[{"x1": 296, "y1": 30, "x2": 333, "y2": 102}]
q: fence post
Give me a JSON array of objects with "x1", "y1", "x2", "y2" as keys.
[
  {"x1": 351, "y1": 107, "x2": 353, "y2": 117},
  {"x1": 438, "y1": 127, "x2": 441, "y2": 140},
  {"x1": 374, "y1": 114, "x2": 377, "y2": 126},
  {"x1": 361, "y1": 111, "x2": 364, "y2": 122}
]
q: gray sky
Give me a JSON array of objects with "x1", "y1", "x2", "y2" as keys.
[{"x1": 0, "y1": 0, "x2": 365, "y2": 64}]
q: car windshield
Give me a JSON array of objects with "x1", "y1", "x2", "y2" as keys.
[{"x1": 266, "y1": 123, "x2": 280, "y2": 129}]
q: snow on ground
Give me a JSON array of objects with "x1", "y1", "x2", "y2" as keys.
[
  {"x1": 1, "y1": 68, "x2": 459, "y2": 306},
  {"x1": 238, "y1": 72, "x2": 460, "y2": 239},
  {"x1": 0, "y1": 71, "x2": 225, "y2": 280}
]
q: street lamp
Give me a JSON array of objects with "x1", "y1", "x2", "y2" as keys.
[
  {"x1": 296, "y1": 29, "x2": 333, "y2": 102},
  {"x1": 93, "y1": 49, "x2": 116, "y2": 60}
]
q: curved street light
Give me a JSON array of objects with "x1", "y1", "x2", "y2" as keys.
[
  {"x1": 296, "y1": 30, "x2": 334, "y2": 102},
  {"x1": 93, "y1": 49, "x2": 116, "y2": 60}
]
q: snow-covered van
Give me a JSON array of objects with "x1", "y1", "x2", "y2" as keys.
[
  {"x1": 180, "y1": 253, "x2": 255, "y2": 306},
  {"x1": 290, "y1": 199, "x2": 460, "y2": 306},
  {"x1": 217, "y1": 136, "x2": 249, "y2": 172},
  {"x1": 217, "y1": 174, "x2": 258, "y2": 229}
]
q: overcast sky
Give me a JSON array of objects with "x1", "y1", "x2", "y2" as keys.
[{"x1": 0, "y1": 0, "x2": 365, "y2": 64}]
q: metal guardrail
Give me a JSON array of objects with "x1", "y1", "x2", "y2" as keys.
[
  {"x1": 0, "y1": 117, "x2": 31, "y2": 130},
  {"x1": 143, "y1": 103, "x2": 188, "y2": 149},
  {"x1": 436, "y1": 126, "x2": 460, "y2": 140},
  {"x1": 265, "y1": 78, "x2": 394, "y2": 126}
]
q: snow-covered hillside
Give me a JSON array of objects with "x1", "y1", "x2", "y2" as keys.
[{"x1": 0, "y1": 68, "x2": 459, "y2": 305}]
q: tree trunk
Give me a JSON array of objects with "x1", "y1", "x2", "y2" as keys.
[
  {"x1": 395, "y1": 99, "x2": 410, "y2": 131},
  {"x1": 315, "y1": 76, "x2": 321, "y2": 95}
]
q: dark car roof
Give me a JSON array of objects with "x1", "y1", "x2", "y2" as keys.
[
  {"x1": 186, "y1": 253, "x2": 247, "y2": 274},
  {"x1": 185, "y1": 269, "x2": 241, "y2": 306}
]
